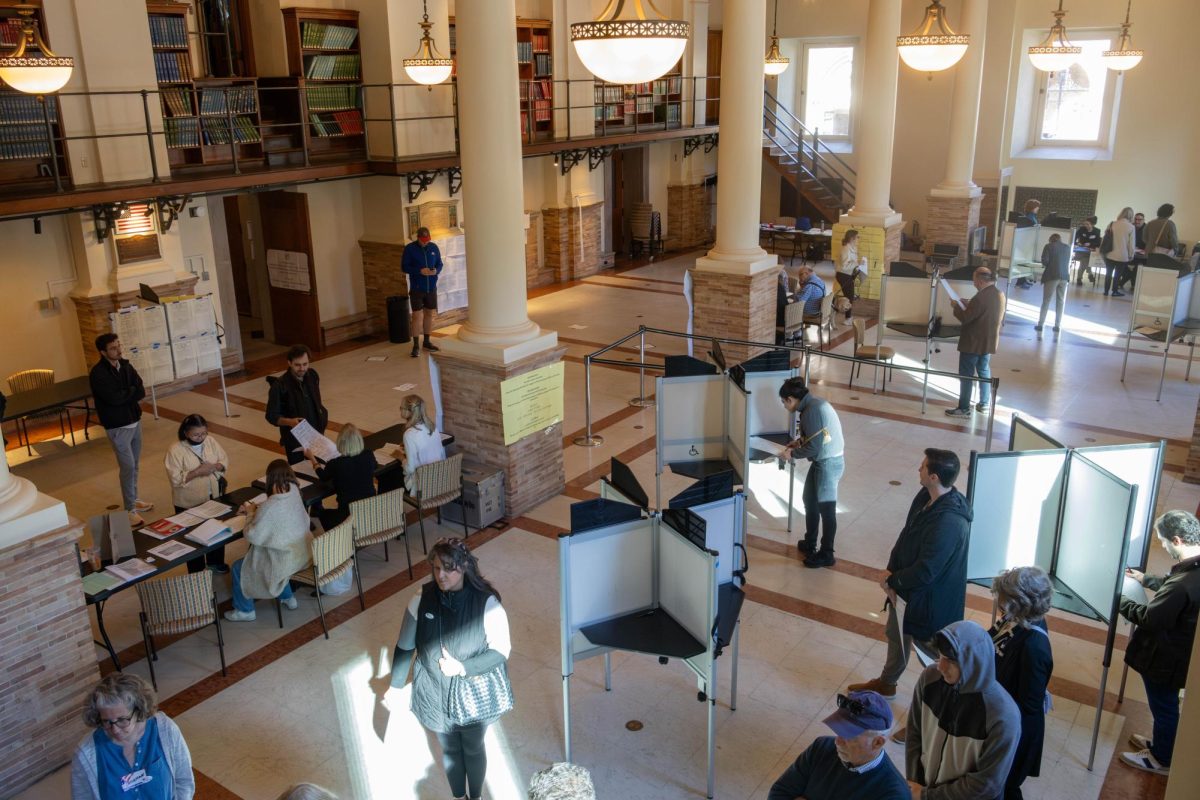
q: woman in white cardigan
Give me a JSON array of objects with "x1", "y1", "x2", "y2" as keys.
[
  {"x1": 399, "y1": 394, "x2": 446, "y2": 492},
  {"x1": 835, "y1": 228, "x2": 867, "y2": 321},
  {"x1": 224, "y1": 459, "x2": 311, "y2": 622},
  {"x1": 1102, "y1": 206, "x2": 1137, "y2": 297},
  {"x1": 164, "y1": 413, "x2": 229, "y2": 574}
]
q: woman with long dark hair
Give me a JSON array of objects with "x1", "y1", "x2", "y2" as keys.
[{"x1": 390, "y1": 538, "x2": 512, "y2": 800}]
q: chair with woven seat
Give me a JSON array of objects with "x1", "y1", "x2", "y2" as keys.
[
  {"x1": 135, "y1": 570, "x2": 227, "y2": 691},
  {"x1": 7, "y1": 368, "x2": 71, "y2": 454},
  {"x1": 849, "y1": 318, "x2": 896, "y2": 390},
  {"x1": 801, "y1": 292, "x2": 836, "y2": 351},
  {"x1": 350, "y1": 488, "x2": 412, "y2": 578},
  {"x1": 287, "y1": 519, "x2": 363, "y2": 639},
  {"x1": 777, "y1": 301, "x2": 804, "y2": 346},
  {"x1": 404, "y1": 452, "x2": 468, "y2": 551}
]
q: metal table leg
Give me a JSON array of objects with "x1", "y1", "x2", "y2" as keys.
[{"x1": 93, "y1": 600, "x2": 122, "y2": 671}]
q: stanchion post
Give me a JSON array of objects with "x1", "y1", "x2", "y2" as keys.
[
  {"x1": 984, "y1": 379, "x2": 998, "y2": 452},
  {"x1": 573, "y1": 354, "x2": 604, "y2": 447},
  {"x1": 629, "y1": 326, "x2": 654, "y2": 407}
]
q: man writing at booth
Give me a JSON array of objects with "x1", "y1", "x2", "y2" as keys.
[
  {"x1": 945, "y1": 267, "x2": 1005, "y2": 419},
  {"x1": 402, "y1": 226, "x2": 443, "y2": 358},
  {"x1": 779, "y1": 377, "x2": 844, "y2": 569}
]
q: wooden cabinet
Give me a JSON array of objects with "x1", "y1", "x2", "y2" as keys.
[
  {"x1": 594, "y1": 60, "x2": 684, "y2": 134},
  {"x1": 279, "y1": 7, "x2": 364, "y2": 160}
]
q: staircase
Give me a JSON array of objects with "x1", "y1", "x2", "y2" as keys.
[{"x1": 762, "y1": 90, "x2": 856, "y2": 223}]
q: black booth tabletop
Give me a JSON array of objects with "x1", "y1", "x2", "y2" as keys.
[{"x1": 581, "y1": 607, "x2": 707, "y2": 660}]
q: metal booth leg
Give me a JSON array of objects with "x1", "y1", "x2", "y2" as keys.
[
  {"x1": 730, "y1": 620, "x2": 740, "y2": 711},
  {"x1": 604, "y1": 651, "x2": 612, "y2": 691}
]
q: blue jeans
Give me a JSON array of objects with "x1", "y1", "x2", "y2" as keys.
[
  {"x1": 231, "y1": 557, "x2": 293, "y2": 612},
  {"x1": 1142, "y1": 675, "x2": 1180, "y2": 765},
  {"x1": 957, "y1": 352, "x2": 991, "y2": 410}
]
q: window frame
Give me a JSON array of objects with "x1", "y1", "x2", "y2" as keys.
[
  {"x1": 796, "y1": 38, "x2": 859, "y2": 146},
  {"x1": 1029, "y1": 32, "x2": 1120, "y2": 150}
]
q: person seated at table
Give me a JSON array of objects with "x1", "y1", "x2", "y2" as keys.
[
  {"x1": 305, "y1": 423, "x2": 376, "y2": 531},
  {"x1": 399, "y1": 394, "x2": 446, "y2": 492},
  {"x1": 795, "y1": 263, "x2": 827, "y2": 317},
  {"x1": 224, "y1": 460, "x2": 311, "y2": 622},
  {"x1": 1073, "y1": 217, "x2": 1101, "y2": 285},
  {"x1": 164, "y1": 413, "x2": 230, "y2": 574},
  {"x1": 71, "y1": 672, "x2": 194, "y2": 800}
]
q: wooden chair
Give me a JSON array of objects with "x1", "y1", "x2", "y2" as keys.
[
  {"x1": 849, "y1": 318, "x2": 896, "y2": 390},
  {"x1": 288, "y1": 519, "x2": 363, "y2": 639},
  {"x1": 6, "y1": 368, "x2": 71, "y2": 454},
  {"x1": 350, "y1": 488, "x2": 412, "y2": 578},
  {"x1": 802, "y1": 292, "x2": 836, "y2": 350},
  {"x1": 777, "y1": 301, "x2": 805, "y2": 346},
  {"x1": 404, "y1": 452, "x2": 468, "y2": 551},
  {"x1": 135, "y1": 570, "x2": 227, "y2": 691}
]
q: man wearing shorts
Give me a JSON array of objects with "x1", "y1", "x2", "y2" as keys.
[{"x1": 402, "y1": 226, "x2": 443, "y2": 357}]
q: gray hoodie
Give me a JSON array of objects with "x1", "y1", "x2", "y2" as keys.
[
  {"x1": 906, "y1": 620, "x2": 1020, "y2": 800},
  {"x1": 790, "y1": 393, "x2": 845, "y2": 462}
]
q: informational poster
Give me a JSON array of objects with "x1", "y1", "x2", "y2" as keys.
[
  {"x1": 435, "y1": 232, "x2": 468, "y2": 313},
  {"x1": 111, "y1": 305, "x2": 173, "y2": 386},
  {"x1": 266, "y1": 248, "x2": 311, "y2": 292},
  {"x1": 499, "y1": 361, "x2": 564, "y2": 445}
]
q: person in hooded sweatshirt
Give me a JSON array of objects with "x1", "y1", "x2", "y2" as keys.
[
  {"x1": 849, "y1": 448, "x2": 972, "y2": 700},
  {"x1": 906, "y1": 620, "x2": 1020, "y2": 800}
]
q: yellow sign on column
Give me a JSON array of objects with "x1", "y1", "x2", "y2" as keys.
[{"x1": 500, "y1": 361, "x2": 565, "y2": 446}]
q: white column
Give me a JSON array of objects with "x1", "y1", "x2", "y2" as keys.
[
  {"x1": 0, "y1": 453, "x2": 37, "y2": 526},
  {"x1": 932, "y1": 0, "x2": 987, "y2": 197},
  {"x1": 845, "y1": 0, "x2": 902, "y2": 228},
  {"x1": 442, "y1": 0, "x2": 555, "y2": 363}
]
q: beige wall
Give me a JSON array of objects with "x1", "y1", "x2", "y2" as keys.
[{"x1": 300, "y1": 182, "x2": 368, "y2": 323}]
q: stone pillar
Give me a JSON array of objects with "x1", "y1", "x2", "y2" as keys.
[
  {"x1": 1166, "y1": 618, "x2": 1200, "y2": 799},
  {"x1": 926, "y1": 0, "x2": 987, "y2": 256},
  {"x1": 841, "y1": 0, "x2": 905, "y2": 294},
  {"x1": 1184, "y1": 392, "x2": 1200, "y2": 484},
  {"x1": 433, "y1": 0, "x2": 562, "y2": 516},
  {"x1": 689, "y1": 0, "x2": 777, "y2": 364}
]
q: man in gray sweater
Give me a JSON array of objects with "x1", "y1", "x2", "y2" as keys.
[{"x1": 779, "y1": 377, "x2": 845, "y2": 568}]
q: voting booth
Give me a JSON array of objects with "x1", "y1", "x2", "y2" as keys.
[{"x1": 1120, "y1": 265, "x2": 1200, "y2": 400}]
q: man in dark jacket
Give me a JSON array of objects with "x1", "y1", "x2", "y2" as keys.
[
  {"x1": 849, "y1": 448, "x2": 971, "y2": 698},
  {"x1": 265, "y1": 344, "x2": 328, "y2": 465},
  {"x1": 1036, "y1": 232, "x2": 1071, "y2": 334},
  {"x1": 88, "y1": 333, "x2": 153, "y2": 525},
  {"x1": 1119, "y1": 509, "x2": 1200, "y2": 776},
  {"x1": 946, "y1": 267, "x2": 1005, "y2": 418},
  {"x1": 402, "y1": 226, "x2": 443, "y2": 358}
]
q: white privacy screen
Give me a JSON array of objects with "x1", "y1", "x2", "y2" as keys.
[
  {"x1": 745, "y1": 371, "x2": 793, "y2": 435},
  {"x1": 657, "y1": 375, "x2": 726, "y2": 468},
  {"x1": 1074, "y1": 442, "x2": 1165, "y2": 570},
  {"x1": 1010, "y1": 415, "x2": 1065, "y2": 452},
  {"x1": 935, "y1": 280, "x2": 977, "y2": 322},
  {"x1": 1131, "y1": 267, "x2": 1181, "y2": 330},
  {"x1": 880, "y1": 276, "x2": 933, "y2": 327},
  {"x1": 726, "y1": 381, "x2": 748, "y2": 483},
  {"x1": 567, "y1": 519, "x2": 654, "y2": 629},
  {"x1": 1057, "y1": 454, "x2": 1133, "y2": 623},
  {"x1": 688, "y1": 494, "x2": 742, "y2": 586},
  {"x1": 967, "y1": 451, "x2": 1067, "y2": 580},
  {"x1": 1172, "y1": 273, "x2": 1195, "y2": 326},
  {"x1": 656, "y1": 524, "x2": 714, "y2": 648}
]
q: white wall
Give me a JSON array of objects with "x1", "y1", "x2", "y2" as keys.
[{"x1": 301, "y1": 181, "x2": 368, "y2": 322}]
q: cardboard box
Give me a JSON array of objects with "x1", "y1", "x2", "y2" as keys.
[{"x1": 442, "y1": 462, "x2": 505, "y2": 529}]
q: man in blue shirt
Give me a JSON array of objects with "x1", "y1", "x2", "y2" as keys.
[
  {"x1": 402, "y1": 226, "x2": 444, "y2": 357},
  {"x1": 794, "y1": 264, "x2": 827, "y2": 317},
  {"x1": 769, "y1": 690, "x2": 909, "y2": 800}
]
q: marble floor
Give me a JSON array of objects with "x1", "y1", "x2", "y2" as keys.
[{"x1": 11, "y1": 250, "x2": 1190, "y2": 799}]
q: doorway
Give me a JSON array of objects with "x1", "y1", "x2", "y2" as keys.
[{"x1": 608, "y1": 145, "x2": 647, "y2": 261}]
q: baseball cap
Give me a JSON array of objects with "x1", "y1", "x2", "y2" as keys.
[{"x1": 823, "y1": 691, "x2": 894, "y2": 738}]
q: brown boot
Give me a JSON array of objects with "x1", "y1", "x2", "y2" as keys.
[{"x1": 845, "y1": 678, "x2": 898, "y2": 698}]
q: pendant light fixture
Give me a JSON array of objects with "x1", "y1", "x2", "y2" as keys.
[
  {"x1": 571, "y1": 0, "x2": 689, "y2": 85},
  {"x1": 764, "y1": 0, "x2": 789, "y2": 76},
  {"x1": 897, "y1": 0, "x2": 969, "y2": 73},
  {"x1": 1027, "y1": 0, "x2": 1081, "y2": 73},
  {"x1": 402, "y1": 0, "x2": 453, "y2": 88},
  {"x1": 0, "y1": 4, "x2": 73, "y2": 95},
  {"x1": 1102, "y1": 0, "x2": 1143, "y2": 72}
]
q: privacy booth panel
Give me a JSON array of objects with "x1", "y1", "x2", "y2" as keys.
[
  {"x1": 656, "y1": 375, "x2": 727, "y2": 467},
  {"x1": 967, "y1": 450, "x2": 1067, "y2": 581}
]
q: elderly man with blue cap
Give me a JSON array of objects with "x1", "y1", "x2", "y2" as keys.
[{"x1": 768, "y1": 690, "x2": 909, "y2": 799}]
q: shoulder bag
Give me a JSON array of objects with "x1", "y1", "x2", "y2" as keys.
[{"x1": 440, "y1": 603, "x2": 514, "y2": 727}]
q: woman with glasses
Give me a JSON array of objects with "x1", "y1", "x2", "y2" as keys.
[
  {"x1": 389, "y1": 538, "x2": 512, "y2": 800},
  {"x1": 71, "y1": 673, "x2": 194, "y2": 799},
  {"x1": 164, "y1": 413, "x2": 230, "y2": 574}
]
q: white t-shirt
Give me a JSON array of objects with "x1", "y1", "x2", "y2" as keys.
[
  {"x1": 403, "y1": 423, "x2": 447, "y2": 486},
  {"x1": 838, "y1": 241, "x2": 865, "y2": 275}
]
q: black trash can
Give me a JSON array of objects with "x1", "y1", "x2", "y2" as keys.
[{"x1": 386, "y1": 295, "x2": 411, "y2": 343}]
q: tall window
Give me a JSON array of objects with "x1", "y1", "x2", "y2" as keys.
[
  {"x1": 1036, "y1": 38, "x2": 1116, "y2": 145},
  {"x1": 802, "y1": 44, "x2": 854, "y2": 138}
]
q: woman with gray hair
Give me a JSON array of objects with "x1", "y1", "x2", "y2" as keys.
[
  {"x1": 71, "y1": 673, "x2": 194, "y2": 799},
  {"x1": 989, "y1": 566, "x2": 1054, "y2": 800},
  {"x1": 528, "y1": 762, "x2": 596, "y2": 800},
  {"x1": 306, "y1": 422, "x2": 377, "y2": 530}
]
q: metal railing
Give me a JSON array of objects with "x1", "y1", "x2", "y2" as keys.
[{"x1": 762, "y1": 89, "x2": 857, "y2": 210}]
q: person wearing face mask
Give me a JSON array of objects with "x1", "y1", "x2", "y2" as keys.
[
  {"x1": 387, "y1": 538, "x2": 512, "y2": 800},
  {"x1": 402, "y1": 225, "x2": 444, "y2": 358},
  {"x1": 767, "y1": 690, "x2": 909, "y2": 799},
  {"x1": 164, "y1": 413, "x2": 230, "y2": 573}
]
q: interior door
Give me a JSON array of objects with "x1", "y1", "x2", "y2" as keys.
[
  {"x1": 706, "y1": 30, "x2": 722, "y2": 124},
  {"x1": 258, "y1": 190, "x2": 322, "y2": 348},
  {"x1": 223, "y1": 195, "x2": 252, "y2": 314}
]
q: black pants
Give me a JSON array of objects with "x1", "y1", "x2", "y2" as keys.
[
  {"x1": 435, "y1": 723, "x2": 488, "y2": 799},
  {"x1": 802, "y1": 469, "x2": 838, "y2": 554},
  {"x1": 1103, "y1": 258, "x2": 1128, "y2": 294},
  {"x1": 176, "y1": 505, "x2": 226, "y2": 572}
]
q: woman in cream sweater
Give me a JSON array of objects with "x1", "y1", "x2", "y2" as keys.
[{"x1": 164, "y1": 413, "x2": 229, "y2": 573}]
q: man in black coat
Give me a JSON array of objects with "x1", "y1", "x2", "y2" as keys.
[
  {"x1": 1119, "y1": 509, "x2": 1200, "y2": 776},
  {"x1": 849, "y1": 448, "x2": 971, "y2": 698},
  {"x1": 265, "y1": 344, "x2": 328, "y2": 465},
  {"x1": 88, "y1": 333, "x2": 153, "y2": 525}
]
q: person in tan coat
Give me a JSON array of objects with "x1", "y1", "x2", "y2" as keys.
[
  {"x1": 946, "y1": 267, "x2": 1006, "y2": 418},
  {"x1": 224, "y1": 460, "x2": 312, "y2": 622},
  {"x1": 164, "y1": 413, "x2": 230, "y2": 574}
]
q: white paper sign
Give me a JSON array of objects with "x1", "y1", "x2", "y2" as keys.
[{"x1": 266, "y1": 249, "x2": 311, "y2": 292}]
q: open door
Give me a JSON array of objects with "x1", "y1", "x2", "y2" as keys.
[{"x1": 258, "y1": 190, "x2": 321, "y2": 349}]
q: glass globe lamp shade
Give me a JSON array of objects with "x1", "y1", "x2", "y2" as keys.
[
  {"x1": 764, "y1": 37, "x2": 789, "y2": 76},
  {"x1": 0, "y1": 58, "x2": 73, "y2": 94},
  {"x1": 572, "y1": 29, "x2": 688, "y2": 85},
  {"x1": 897, "y1": 40, "x2": 968, "y2": 72},
  {"x1": 1027, "y1": 44, "x2": 1081, "y2": 73},
  {"x1": 1102, "y1": 48, "x2": 1143, "y2": 72},
  {"x1": 403, "y1": 59, "x2": 453, "y2": 85}
]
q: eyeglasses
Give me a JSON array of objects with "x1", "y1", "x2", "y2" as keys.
[
  {"x1": 836, "y1": 693, "x2": 867, "y2": 716},
  {"x1": 100, "y1": 714, "x2": 135, "y2": 730}
]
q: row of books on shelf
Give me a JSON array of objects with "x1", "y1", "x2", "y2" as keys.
[
  {"x1": 594, "y1": 103, "x2": 682, "y2": 124},
  {"x1": 532, "y1": 53, "x2": 551, "y2": 76},
  {"x1": 0, "y1": 123, "x2": 52, "y2": 160},
  {"x1": 592, "y1": 77, "x2": 684, "y2": 104},
  {"x1": 304, "y1": 54, "x2": 361, "y2": 80},
  {"x1": 198, "y1": 86, "x2": 257, "y2": 116},
  {"x1": 154, "y1": 51, "x2": 193, "y2": 83},
  {"x1": 530, "y1": 33, "x2": 550, "y2": 52},
  {"x1": 160, "y1": 88, "x2": 192, "y2": 118},
  {"x1": 0, "y1": 93, "x2": 58, "y2": 124},
  {"x1": 149, "y1": 13, "x2": 188, "y2": 49},
  {"x1": 300, "y1": 21, "x2": 359, "y2": 50},
  {"x1": 518, "y1": 80, "x2": 553, "y2": 101},
  {"x1": 0, "y1": 17, "x2": 22, "y2": 47},
  {"x1": 165, "y1": 117, "x2": 261, "y2": 148},
  {"x1": 305, "y1": 85, "x2": 360, "y2": 112},
  {"x1": 309, "y1": 110, "x2": 363, "y2": 137}
]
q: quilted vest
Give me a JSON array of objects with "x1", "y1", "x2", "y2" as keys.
[{"x1": 410, "y1": 581, "x2": 490, "y2": 733}]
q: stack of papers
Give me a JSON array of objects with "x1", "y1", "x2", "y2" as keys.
[
  {"x1": 291, "y1": 419, "x2": 341, "y2": 462},
  {"x1": 143, "y1": 518, "x2": 185, "y2": 539},
  {"x1": 374, "y1": 449, "x2": 397, "y2": 466},
  {"x1": 82, "y1": 572, "x2": 123, "y2": 596},
  {"x1": 147, "y1": 540, "x2": 196, "y2": 562},
  {"x1": 189, "y1": 499, "x2": 232, "y2": 519},
  {"x1": 186, "y1": 518, "x2": 234, "y2": 546},
  {"x1": 105, "y1": 558, "x2": 156, "y2": 585}
]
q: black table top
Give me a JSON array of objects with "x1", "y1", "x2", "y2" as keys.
[
  {"x1": 4, "y1": 375, "x2": 92, "y2": 421},
  {"x1": 669, "y1": 459, "x2": 737, "y2": 480},
  {"x1": 581, "y1": 607, "x2": 706, "y2": 660}
]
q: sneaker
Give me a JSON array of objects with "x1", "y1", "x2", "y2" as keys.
[
  {"x1": 1128, "y1": 733, "x2": 1152, "y2": 751},
  {"x1": 845, "y1": 678, "x2": 898, "y2": 698},
  {"x1": 133, "y1": 499, "x2": 154, "y2": 512},
  {"x1": 1120, "y1": 749, "x2": 1169, "y2": 775},
  {"x1": 128, "y1": 511, "x2": 146, "y2": 527},
  {"x1": 803, "y1": 550, "x2": 835, "y2": 569},
  {"x1": 282, "y1": 596, "x2": 299, "y2": 610},
  {"x1": 423, "y1": 340, "x2": 440, "y2": 353},
  {"x1": 224, "y1": 608, "x2": 257, "y2": 622},
  {"x1": 1034, "y1": 325, "x2": 1043, "y2": 332},
  {"x1": 1111, "y1": 290, "x2": 1126, "y2": 297},
  {"x1": 945, "y1": 407, "x2": 972, "y2": 418},
  {"x1": 410, "y1": 346, "x2": 419, "y2": 358},
  {"x1": 891, "y1": 726, "x2": 907, "y2": 744},
  {"x1": 796, "y1": 540, "x2": 816, "y2": 555}
]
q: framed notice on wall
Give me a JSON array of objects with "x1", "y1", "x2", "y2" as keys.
[
  {"x1": 499, "y1": 362, "x2": 565, "y2": 446},
  {"x1": 266, "y1": 249, "x2": 311, "y2": 292}
]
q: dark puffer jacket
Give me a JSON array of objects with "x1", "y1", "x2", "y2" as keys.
[
  {"x1": 1120, "y1": 554, "x2": 1200, "y2": 689},
  {"x1": 886, "y1": 487, "x2": 973, "y2": 641}
]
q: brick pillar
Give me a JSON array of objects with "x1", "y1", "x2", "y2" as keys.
[
  {"x1": 0, "y1": 521, "x2": 99, "y2": 795},
  {"x1": 525, "y1": 211, "x2": 552, "y2": 288},
  {"x1": 925, "y1": 194, "x2": 983, "y2": 259},
  {"x1": 70, "y1": 275, "x2": 199, "y2": 365},
  {"x1": 542, "y1": 203, "x2": 603, "y2": 282},
  {"x1": 667, "y1": 183, "x2": 712, "y2": 251},
  {"x1": 689, "y1": 266, "x2": 778, "y2": 363},
  {"x1": 435, "y1": 346, "x2": 567, "y2": 515},
  {"x1": 1184, "y1": 392, "x2": 1200, "y2": 484}
]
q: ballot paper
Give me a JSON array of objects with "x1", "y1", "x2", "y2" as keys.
[
  {"x1": 749, "y1": 435, "x2": 790, "y2": 457},
  {"x1": 291, "y1": 419, "x2": 340, "y2": 462},
  {"x1": 940, "y1": 278, "x2": 966, "y2": 309},
  {"x1": 105, "y1": 558, "x2": 156, "y2": 585},
  {"x1": 375, "y1": 449, "x2": 397, "y2": 466},
  {"x1": 188, "y1": 499, "x2": 232, "y2": 519},
  {"x1": 148, "y1": 540, "x2": 196, "y2": 562},
  {"x1": 1122, "y1": 574, "x2": 1149, "y2": 606}
]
